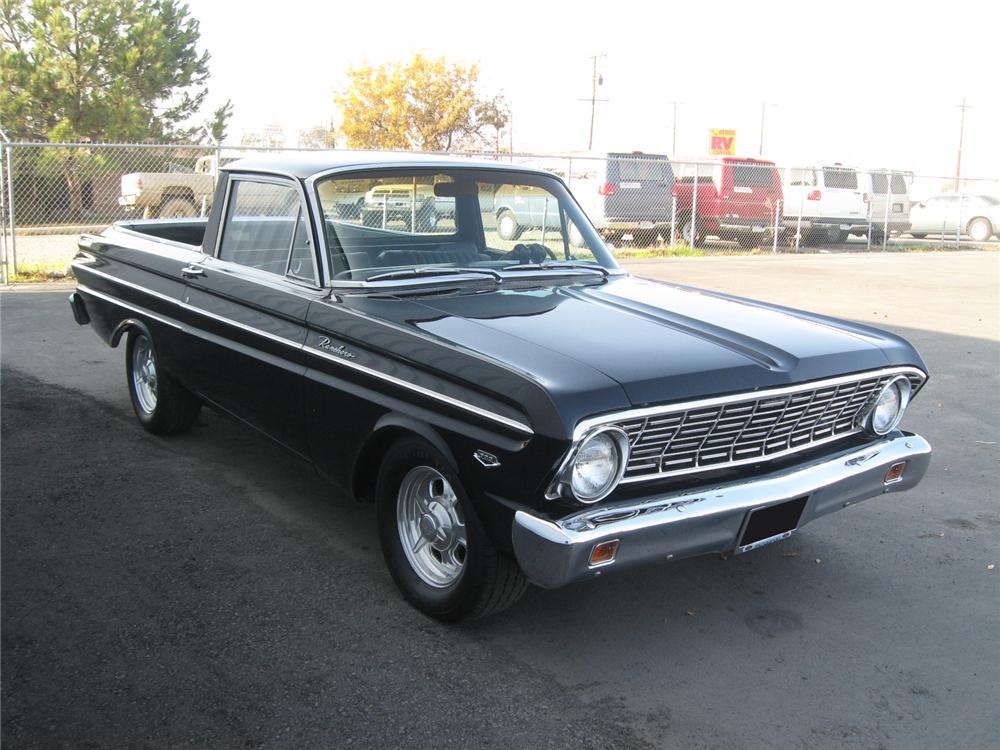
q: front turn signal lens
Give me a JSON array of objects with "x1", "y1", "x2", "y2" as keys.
[
  {"x1": 590, "y1": 539, "x2": 620, "y2": 567},
  {"x1": 885, "y1": 462, "x2": 907, "y2": 484}
]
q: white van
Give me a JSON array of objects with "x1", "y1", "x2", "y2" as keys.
[
  {"x1": 781, "y1": 165, "x2": 868, "y2": 244},
  {"x1": 864, "y1": 169, "x2": 912, "y2": 241}
]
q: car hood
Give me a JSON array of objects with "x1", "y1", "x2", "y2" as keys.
[{"x1": 397, "y1": 274, "x2": 923, "y2": 407}]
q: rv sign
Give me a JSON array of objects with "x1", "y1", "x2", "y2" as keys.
[{"x1": 710, "y1": 129, "x2": 736, "y2": 155}]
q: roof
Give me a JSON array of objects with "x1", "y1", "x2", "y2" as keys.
[{"x1": 221, "y1": 150, "x2": 552, "y2": 180}]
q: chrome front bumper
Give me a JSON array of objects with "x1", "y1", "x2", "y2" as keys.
[{"x1": 512, "y1": 432, "x2": 931, "y2": 589}]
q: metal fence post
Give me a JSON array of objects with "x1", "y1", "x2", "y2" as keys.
[
  {"x1": 882, "y1": 173, "x2": 890, "y2": 250},
  {"x1": 772, "y1": 198, "x2": 781, "y2": 253},
  {"x1": 6, "y1": 141, "x2": 16, "y2": 276},
  {"x1": 956, "y1": 178, "x2": 964, "y2": 249},
  {"x1": 670, "y1": 194, "x2": 677, "y2": 247},
  {"x1": 690, "y1": 163, "x2": 699, "y2": 251},
  {"x1": 795, "y1": 179, "x2": 804, "y2": 252},
  {"x1": 866, "y1": 171, "x2": 873, "y2": 252},
  {"x1": 0, "y1": 136, "x2": 7, "y2": 284}
]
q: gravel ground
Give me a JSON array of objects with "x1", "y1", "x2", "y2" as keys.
[{"x1": 2, "y1": 252, "x2": 998, "y2": 749}]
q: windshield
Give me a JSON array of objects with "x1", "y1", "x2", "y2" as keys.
[{"x1": 315, "y1": 168, "x2": 616, "y2": 282}]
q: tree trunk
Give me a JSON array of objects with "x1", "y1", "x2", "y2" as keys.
[{"x1": 64, "y1": 163, "x2": 82, "y2": 222}]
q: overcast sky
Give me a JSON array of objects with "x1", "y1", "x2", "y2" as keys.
[{"x1": 186, "y1": 0, "x2": 999, "y2": 180}]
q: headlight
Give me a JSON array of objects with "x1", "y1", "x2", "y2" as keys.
[
  {"x1": 865, "y1": 376, "x2": 912, "y2": 435},
  {"x1": 568, "y1": 427, "x2": 629, "y2": 503}
]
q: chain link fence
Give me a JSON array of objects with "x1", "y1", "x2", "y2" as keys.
[{"x1": 1, "y1": 141, "x2": 998, "y2": 283}]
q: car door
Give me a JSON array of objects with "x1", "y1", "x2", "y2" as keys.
[
  {"x1": 176, "y1": 174, "x2": 326, "y2": 456},
  {"x1": 920, "y1": 196, "x2": 959, "y2": 234}
]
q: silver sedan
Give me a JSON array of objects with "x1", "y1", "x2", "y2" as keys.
[{"x1": 909, "y1": 194, "x2": 1000, "y2": 241}]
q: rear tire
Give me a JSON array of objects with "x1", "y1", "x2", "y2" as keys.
[
  {"x1": 126, "y1": 330, "x2": 200, "y2": 435},
  {"x1": 376, "y1": 437, "x2": 527, "y2": 621},
  {"x1": 967, "y1": 217, "x2": 993, "y2": 242},
  {"x1": 679, "y1": 216, "x2": 703, "y2": 246},
  {"x1": 497, "y1": 209, "x2": 522, "y2": 241}
]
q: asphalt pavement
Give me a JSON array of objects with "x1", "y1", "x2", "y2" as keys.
[{"x1": 2, "y1": 252, "x2": 998, "y2": 749}]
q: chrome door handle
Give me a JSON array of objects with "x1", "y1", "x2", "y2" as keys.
[{"x1": 181, "y1": 265, "x2": 205, "y2": 278}]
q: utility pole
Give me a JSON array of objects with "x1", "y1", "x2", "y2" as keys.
[
  {"x1": 579, "y1": 53, "x2": 607, "y2": 151},
  {"x1": 670, "y1": 101, "x2": 679, "y2": 155},
  {"x1": 758, "y1": 102, "x2": 777, "y2": 157},
  {"x1": 955, "y1": 96, "x2": 969, "y2": 190}
]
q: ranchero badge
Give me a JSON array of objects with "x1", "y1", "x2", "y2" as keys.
[{"x1": 317, "y1": 336, "x2": 356, "y2": 359}]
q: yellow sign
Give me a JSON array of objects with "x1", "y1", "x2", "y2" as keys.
[{"x1": 709, "y1": 129, "x2": 736, "y2": 155}]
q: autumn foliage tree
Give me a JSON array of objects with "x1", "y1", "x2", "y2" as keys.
[{"x1": 338, "y1": 55, "x2": 508, "y2": 152}]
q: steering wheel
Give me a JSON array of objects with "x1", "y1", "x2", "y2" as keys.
[{"x1": 502, "y1": 243, "x2": 558, "y2": 263}]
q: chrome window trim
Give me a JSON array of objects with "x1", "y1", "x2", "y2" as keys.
[
  {"x1": 558, "y1": 365, "x2": 927, "y2": 488},
  {"x1": 216, "y1": 173, "x2": 322, "y2": 288},
  {"x1": 71, "y1": 264, "x2": 532, "y2": 436}
]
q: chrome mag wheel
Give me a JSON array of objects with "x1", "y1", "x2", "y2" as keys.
[
  {"x1": 131, "y1": 335, "x2": 158, "y2": 414},
  {"x1": 396, "y1": 466, "x2": 467, "y2": 587}
]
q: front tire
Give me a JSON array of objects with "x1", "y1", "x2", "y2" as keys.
[
  {"x1": 376, "y1": 437, "x2": 527, "y2": 621},
  {"x1": 126, "y1": 330, "x2": 200, "y2": 435}
]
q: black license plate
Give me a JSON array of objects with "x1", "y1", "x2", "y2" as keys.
[{"x1": 736, "y1": 496, "x2": 808, "y2": 554}]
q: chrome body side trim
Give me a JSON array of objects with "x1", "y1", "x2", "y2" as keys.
[
  {"x1": 75, "y1": 283, "x2": 182, "y2": 330},
  {"x1": 72, "y1": 265, "x2": 532, "y2": 435},
  {"x1": 512, "y1": 432, "x2": 932, "y2": 589}
]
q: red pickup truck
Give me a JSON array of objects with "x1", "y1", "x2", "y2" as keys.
[{"x1": 672, "y1": 157, "x2": 784, "y2": 247}]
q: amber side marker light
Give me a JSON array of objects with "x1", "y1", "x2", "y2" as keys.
[
  {"x1": 590, "y1": 540, "x2": 620, "y2": 567},
  {"x1": 884, "y1": 462, "x2": 907, "y2": 485}
]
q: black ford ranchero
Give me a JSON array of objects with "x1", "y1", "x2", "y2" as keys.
[{"x1": 69, "y1": 152, "x2": 931, "y2": 621}]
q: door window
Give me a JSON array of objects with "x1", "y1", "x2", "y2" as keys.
[{"x1": 219, "y1": 179, "x2": 315, "y2": 282}]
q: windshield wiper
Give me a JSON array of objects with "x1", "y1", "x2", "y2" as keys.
[
  {"x1": 365, "y1": 266, "x2": 502, "y2": 283},
  {"x1": 503, "y1": 262, "x2": 609, "y2": 278}
]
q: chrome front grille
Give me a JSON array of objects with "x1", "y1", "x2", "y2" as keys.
[{"x1": 616, "y1": 370, "x2": 925, "y2": 482}]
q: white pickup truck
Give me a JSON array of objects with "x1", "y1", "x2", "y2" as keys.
[
  {"x1": 782, "y1": 165, "x2": 869, "y2": 244},
  {"x1": 119, "y1": 155, "x2": 218, "y2": 219}
]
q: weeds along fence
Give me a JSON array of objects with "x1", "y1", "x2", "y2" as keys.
[{"x1": 1, "y1": 140, "x2": 998, "y2": 282}]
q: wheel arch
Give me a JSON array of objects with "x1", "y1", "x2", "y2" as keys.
[
  {"x1": 351, "y1": 414, "x2": 458, "y2": 503},
  {"x1": 160, "y1": 187, "x2": 196, "y2": 205},
  {"x1": 966, "y1": 215, "x2": 993, "y2": 234},
  {"x1": 110, "y1": 317, "x2": 153, "y2": 348}
]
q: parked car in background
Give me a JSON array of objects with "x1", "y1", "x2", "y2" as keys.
[
  {"x1": 119, "y1": 154, "x2": 218, "y2": 219},
  {"x1": 782, "y1": 165, "x2": 868, "y2": 244},
  {"x1": 360, "y1": 181, "x2": 456, "y2": 232},
  {"x1": 865, "y1": 169, "x2": 912, "y2": 241},
  {"x1": 71, "y1": 152, "x2": 931, "y2": 622},
  {"x1": 672, "y1": 157, "x2": 783, "y2": 247},
  {"x1": 568, "y1": 152, "x2": 675, "y2": 245},
  {"x1": 909, "y1": 193, "x2": 1000, "y2": 241}
]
